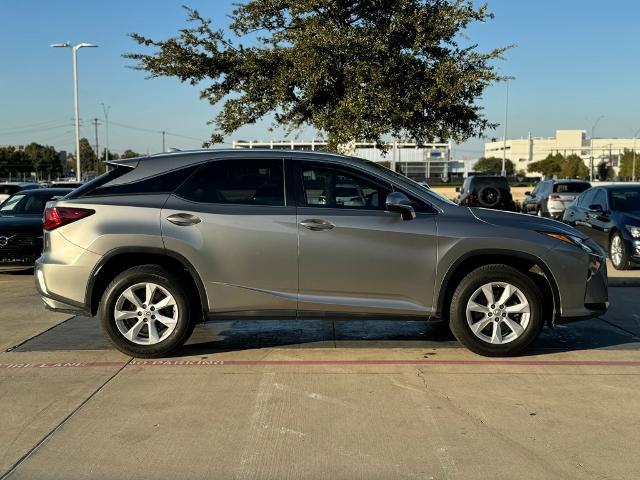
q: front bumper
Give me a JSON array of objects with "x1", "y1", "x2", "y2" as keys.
[{"x1": 551, "y1": 242, "x2": 609, "y2": 324}]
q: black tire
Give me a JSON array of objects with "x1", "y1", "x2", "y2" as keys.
[
  {"x1": 609, "y1": 232, "x2": 632, "y2": 270},
  {"x1": 477, "y1": 186, "x2": 501, "y2": 208},
  {"x1": 99, "y1": 265, "x2": 195, "y2": 358},
  {"x1": 448, "y1": 264, "x2": 544, "y2": 357}
]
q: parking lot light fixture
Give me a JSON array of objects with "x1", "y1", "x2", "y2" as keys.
[{"x1": 51, "y1": 42, "x2": 98, "y2": 182}]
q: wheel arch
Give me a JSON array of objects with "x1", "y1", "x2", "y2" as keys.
[
  {"x1": 436, "y1": 249, "x2": 560, "y2": 325},
  {"x1": 86, "y1": 247, "x2": 208, "y2": 318}
]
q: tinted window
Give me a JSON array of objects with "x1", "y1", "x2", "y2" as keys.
[
  {"x1": 554, "y1": 182, "x2": 590, "y2": 193},
  {"x1": 176, "y1": 159, "x2": 284, "y2": 206},
  {"x1": 70, "y1": 167, "x2": 131, "y2": 198},
  {"x1": 0, "y1": 191, "x2": 67, "y2": 215},
  {"x1": 0, "y1": 185, "x2": 20, "y2": 196},
  {"x1": 301, "y1": 166, "x2": 391, "y2": 209},
  {"x1": 578, "y1": 189, "x2": 596, "y2": 207},
  {"x1": 86, "y1": 164, "x2": 200, "y2": 197},
  {"x1": 472, "y1": 177, "x2": 509, "y2": 190},
  {"x1": 609, "y1": 188, "x2": 640, "y2": 212},
  {"x1": 592, "y1": 190, "x2": 607, "y2": 209}
]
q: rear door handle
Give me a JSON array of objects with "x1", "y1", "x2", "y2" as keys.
[
  {"x1": 166, "y1": 213, "x2": 201, "y2": 226},
  {"x1": 300, "y1": 218, "x2": 335, "y2": 231}
]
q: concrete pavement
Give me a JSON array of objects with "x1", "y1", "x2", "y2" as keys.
[{"x1": 1, "y1": 273, "x2": 640, "y2": 479}]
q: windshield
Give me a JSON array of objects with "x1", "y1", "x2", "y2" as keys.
[
  {"x1": 0, "y1": 192, "x2": 66, "y2": 215},
  {"x1": 609, "y1": 188, "x2": 640, "y2": 212}
]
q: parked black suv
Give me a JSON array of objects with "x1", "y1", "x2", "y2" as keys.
[
  {"x1": 522, "y1": 179, "x2": 590, "y2": 218},
  {"x1": 457, "y1": 176, "x2": 516, "y2": 211}
]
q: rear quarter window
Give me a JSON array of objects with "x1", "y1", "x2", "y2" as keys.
[{"x1": 81, "y1": 164, "x2": 201, "y2": 197}]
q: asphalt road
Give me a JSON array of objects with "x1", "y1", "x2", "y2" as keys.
[{"x1": 1, "y1": 270, "x2": 640, "y2": 479}]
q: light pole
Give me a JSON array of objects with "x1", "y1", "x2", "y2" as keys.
[
  {"x1": 590, "y1": 115, "x2": 604, "y2": 182},
  {"x1": 632, "y1": 127, "x2": 640, "y2": 182},
  {"x1": 51, "y1": 42, "x2": 98, "y2": 182},
  {"x1": 501, "y1": 76, "x2": 515, "y2": 177},
  {"x1": 101, "y1": 103, "x2": 111, "y2": 163}
]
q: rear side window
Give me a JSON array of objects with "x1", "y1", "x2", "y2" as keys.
[
  {"x1": 554, "y1": 182, "x2": 590, "y2": 193},
  {"x1": 175, "y1": 159, "x2": 285, "y2": 206},
  {"x1": 84, "y1": 165, "x2": 200, "y2": 197}
]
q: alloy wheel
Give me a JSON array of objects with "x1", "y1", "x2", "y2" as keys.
[
  {"x1": 466, "y1": 282, "x2": 531, "y2": 345},
  {"x1": 610, "y1": 235, "x2": 623, "y2": 267},
  {"x1": 114, "y1": 282, "x2": 179, "y2": 345}
]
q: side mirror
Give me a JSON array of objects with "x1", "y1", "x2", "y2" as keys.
[
  {"x1": 455, "y1": 187, "x2": 461, "y2": 193},
  {"x1": 588, "y1": 204, "x2": 603, "y2": 213},
  {"x1": 385, "y1": 192, "x2": 416, "y2": 221},
  {"x1": 524, "y1": 191, "x2": 531, "y2": 196}
]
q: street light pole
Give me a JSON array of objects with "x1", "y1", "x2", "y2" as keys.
[
  {"x1": 101, "y1": 103, "x2": 111, "y2": 163},
  {"x1": 501, "y1": 76, "x2": 515, "y2": 177},
  {"x1": 590, "y1": 115, "x2": 604, "y2": 182},
  {"x1": 632, "y1": 127, "x2": 640, "y2": 182},
  {"x1": 51, "y1": 42, "x2": 98, "y2": 182}
]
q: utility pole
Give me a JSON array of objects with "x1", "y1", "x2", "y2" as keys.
[
  {"x1": 590, "y1": 115, "x2": 604, "y2": 182},
  {"x1": 101, "y1": 103, "x2": 110, "y2": 162},
  {"x1": 162, "y1": 131, "x2": 166, "y2": 152},
  {"x1": 501, "y1": 76, "x2": 515, "y2": 177},
  {"x1": 92, "y1": 118, "x2": 101, "y2": 174}
]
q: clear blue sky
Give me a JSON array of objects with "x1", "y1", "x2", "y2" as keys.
[{"x1": 1, "y1": 0, "x2": 639, "y2": 158}]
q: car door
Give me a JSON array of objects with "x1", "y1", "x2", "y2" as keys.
[
  {"x1": 161, "y1": 157, "x2": 298, "y2": 315},
  {"x1": 293, "y1": 160, "x2": 438, "y2": 317},
  {"x1": 584, "y1": 189, "x2": 612, "y2": 249},
  {"x1": 572, "y1": 188, "x2": 598, "y2": 236}
]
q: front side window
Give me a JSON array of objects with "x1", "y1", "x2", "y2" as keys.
[
  {"x1": 592, "y1": 189, "x2": 607, "y2": 209},
  {"x1": 176, "y1": 159, "x2": 285, "y2": 206},
  {"x1": 578, "y1": 189, "x2": 595, "y2": 207},
  {"x1": 0, "y1": 192, "x2": 66, "y2": 215},
  {"x1": 301, "y1": 166, "x2": 391, "y2": 210}
]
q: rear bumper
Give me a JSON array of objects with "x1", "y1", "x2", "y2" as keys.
[{"x1": 34, "y1": 264, "x2": 91, "y2": 315}]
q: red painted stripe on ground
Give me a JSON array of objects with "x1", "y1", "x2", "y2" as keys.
[{"x1": 2, "y1": 358, "x2": 640, "y2": 370}]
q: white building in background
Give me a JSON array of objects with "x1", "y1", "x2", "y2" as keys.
[
  {"x1": 232, "y1": 139, "x2": 453, "y2": 181},
  {"x1": 484, "y1": 129, "x2": 639, "y2": 175}
]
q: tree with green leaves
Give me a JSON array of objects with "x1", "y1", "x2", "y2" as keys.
[
  {"x1": 126, "y1": 1, "x2": 509, "y2": 151},
  {"x1": 473, "y1": 156, "x2": 513, "y2": 175},
  {"x1": 559, "y1": 154, "x2": 588, "y2": 179},
  {"x1": 527, "y1": 153, "x2": 563, "y2": 177},
  {"x1": 619, "y1": 149, "x2": 638, "y2": 179},
  {"x1": 79, "y1": 137, "x2": 97, "y2": 175},
  {"x1": 121, "y1": 149, "x2": 142, "y2": 159}
]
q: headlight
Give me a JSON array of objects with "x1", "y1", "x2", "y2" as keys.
[
  {"x1": 539, "y1": 232, "x2": 595, "y2": 254},
  {"x1": 626, "y1": 225, "x2": 640, "y2": 238}
]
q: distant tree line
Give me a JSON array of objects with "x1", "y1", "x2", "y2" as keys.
[{"x1": 0, "y1": 139, "x2": 142, "y2": 180}]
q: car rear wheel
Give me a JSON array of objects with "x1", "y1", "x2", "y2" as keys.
[
  {"x1": 449, "y1": 264, "x2": 544, "y2": 356},
  {"x1": 100, "y1": 265, "x2": 195, "y2": 358},
  {"x1": 609, "y1": 232, "x2": 631, "y2": 270}
]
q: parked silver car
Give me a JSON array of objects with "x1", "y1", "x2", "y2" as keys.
[{"x1": 35, "y1": 150, "x2": 608, "y2": 357}]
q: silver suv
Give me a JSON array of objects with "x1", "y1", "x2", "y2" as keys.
[{"x1": 35, "y1": 150, "x2": 608, "y2": 357}]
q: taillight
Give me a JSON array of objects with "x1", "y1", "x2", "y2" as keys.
[
  {"x1": 43, "y1": 207, "x2": 95, "y2": 231},
  {"x1": 466, "y1": 194, "x2": 475, "y2": 206},
  {"x1": 549, "y1": 194, "x2": 561, "y2": 200}
]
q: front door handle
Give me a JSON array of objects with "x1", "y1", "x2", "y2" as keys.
[
  {"x1": 166, "y1": 213, "x2": 201, "y2": 226},
  {"x1": 300, "y1": 218, "x2": 335, "y2": 231}
]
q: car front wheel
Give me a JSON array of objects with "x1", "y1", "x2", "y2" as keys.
[
  {"x1": 100, "y1": 265, "x2": 195, "y2": 358},
  {"x1": 609, "y1": 232, "x2": 631, "y2": 270},
  {"x1": 449, "y1": 264, "x2": 544, "y2": 356}
]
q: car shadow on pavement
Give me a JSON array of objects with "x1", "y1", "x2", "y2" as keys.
[{"x1": 11, "y1": 315, "x2": 640, "y2": 356}]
